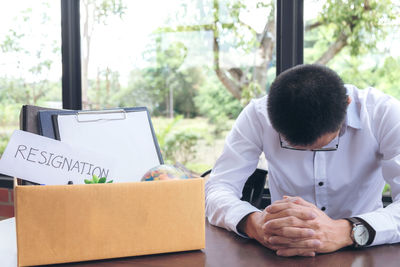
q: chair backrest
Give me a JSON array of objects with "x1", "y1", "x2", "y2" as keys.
[{"x1": 201, "y1": 168, "x2": 268, "y2": 209}]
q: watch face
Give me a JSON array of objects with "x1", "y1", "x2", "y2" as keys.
[{"x1": 354, "y1": 225, "x2": 369, "y2": 246}]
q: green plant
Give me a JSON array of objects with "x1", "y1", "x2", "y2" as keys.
[
  {"x1": 84, "y1": 174, "x2": 113, "y2": 184},
  {"x1": 0, "y1": 134, "x2": 10, "y2": 157},
  {"x1": 194, "y1": 76, "x2": 242, "y2": 124},
  {"x1": 164, "y1": 131, "x2": 199, "y2": 165},
  {"x1": 156, "y1": 115, "x2": 183, "y2": 150},
  {"x1": 383, "y1": 183, "x2": 391, "y2": 195}
]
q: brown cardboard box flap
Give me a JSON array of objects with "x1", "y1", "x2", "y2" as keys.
[{"x1": 15, "y1": 178, "x2": 205, "y2": 266}]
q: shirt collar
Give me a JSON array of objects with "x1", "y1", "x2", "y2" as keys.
[{"x1": 344, "y1": 85, "x2": 362, "y2": 130}]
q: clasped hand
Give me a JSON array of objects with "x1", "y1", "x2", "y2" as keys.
[{"x1": 246, "y1": 196, "x2": 352, "y2": 257}]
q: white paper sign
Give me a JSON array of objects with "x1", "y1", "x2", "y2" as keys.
[{"x1": 0, "y1": 130, "x2": 116, "y2": 185}]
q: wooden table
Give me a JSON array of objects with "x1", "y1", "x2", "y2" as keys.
[{"x1": 1, "y1": 218, "x2": 399, "y2": 266}]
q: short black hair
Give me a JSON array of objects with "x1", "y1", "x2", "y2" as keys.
[{"x1": 267, "y1": 64, "x2": 348, "y2": 146}]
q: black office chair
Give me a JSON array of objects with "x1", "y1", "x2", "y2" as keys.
[{"x1": 201, "y1": 168, "x2": 270, "y2": 209}]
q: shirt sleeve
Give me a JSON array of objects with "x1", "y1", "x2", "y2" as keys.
[
  {"x1": 205, "y1": 100, "x2": 264, "y2": 237},
  {"x1": 357, "y1": 94, "x2": 400, "y2": 246}
]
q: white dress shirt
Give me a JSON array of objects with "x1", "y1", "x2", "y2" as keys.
[{"x1": 205, "y1": 85, "x2": 400, "y2": 246}]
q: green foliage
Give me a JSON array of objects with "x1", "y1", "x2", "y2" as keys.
[
  {"x1": 84, "y1": 174, "x2": 113, "y2": 184},
  {"x1": 195, "y1": 74, "x2": 242, "y2": 122},
  {"x1": 154, "y1": 115, "x2": 199, "y2": 164},
  {"x1": 306, "y1": 0, "x2": 398, "y2": 63},
  {"x1": 304, "y1": 0, "x2": 400, "y2": 100},
  {"x1": 374, "y1": 57, "x2": 400, "y2": 99},
  {"x1": 116, "y1": 41, "x2": 204, "y2": 117},
  {"x1": 185, "y1": 162, "x2": 212, "y2": 175},
  {"x1": 93, "y1": 0, "x2": 126, "y2": 23},
  {"x1": 164, "y1": 131, "x2": 199, "y2": 165},
  {"x1": 87, "y1": 68, "x2": 122, "y2": 109},
  {"x1": 327, "y1": 54, "x2": 400, "y2": 100},
  {"x1": 0, "y1": 2, "x2": 61, "y2": 109},
  {"x1": 240, "y1": 80, "x2": 264, "y2": 106},
  {"x1": 321, "y1": 0, "x2": 396, "y2": 55},
  {"x1": 383, "y1": 183, "x2": 391, "y2": 195},
  {"x1": 156, "y1": 115, "x2": 184, "y2": 150},
  {"x1": 0, "y1": 30, "x2": 24, "y2": 53},
  {"x1": 0, "y1": 134, "x2": 10, "y2": 157},
  {"x1": 155, "y1": 0, "x2": 275, "y2": 101},
  {"x1": 0, "y1": 101, "x2": 20, "y2": 127},
  {"x1": 194, "y1": 74, "x2": 242, "y2": 136}
]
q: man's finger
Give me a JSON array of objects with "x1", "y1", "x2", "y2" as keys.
[
  {"x1": 269, "y1": 196, "x2": 312, "y2": 207},
  {"x1": 282, "y1": 196, "x2": 316, "y2": 208},
  {"x1": 264, "y1": 225, "x2": 315, "y2": 239},
  {"x1": 270, "y1": 197, "x2": 292, "y2": 205},
  {"x1": 269, "y1": 236, "x2": 321, "y2": 249},
  {"x1": 276, "y1": 248, "x2": 316, "y2": 257},
  {"x1": 263, "y1": 216, "x2": 314, "y2": 231},
  {"x1": 266, "y1": 202, "x2": 316, "y2": 219},
  {"x1": 276, "y1": 207, "x2": 316, "y2": 220},
  {"x1": 266, "y1": 202, "x2": 296, "y2": 213},
  {"x1": 290, "y1": 196, "x2": 316, "y2": 208}
]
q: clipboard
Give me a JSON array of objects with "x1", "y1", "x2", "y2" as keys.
[{"x1": 38, "y1": 107, "x2": 163, "y2": 183}]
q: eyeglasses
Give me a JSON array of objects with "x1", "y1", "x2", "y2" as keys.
[{"x1": 279, "y1": 134, "x2": 340, "y2": 152}]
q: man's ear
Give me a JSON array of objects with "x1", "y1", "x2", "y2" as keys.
[{"x1": 347, "y1": 96, "x2": 352, "y2": 106}]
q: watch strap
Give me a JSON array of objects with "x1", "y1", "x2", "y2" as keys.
[{"x1": 346, "y1": 217, "x2": 359, "y2": 226}]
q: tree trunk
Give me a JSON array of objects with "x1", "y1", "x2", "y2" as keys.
[
  {"x1": 82, "y1": 0, "x2": 91, "y2": 109},
  {"x1": 169, "y1": 86, "x2": 174, "y2": 118},
  {"x1": 212, "y1": 2, "x2": 242, "y2": 100},
  {"x1": 315, "y1": 32, "x2": 348, "y2": 65},
  {"x1": 96, "y1": 68, "x2": 101, "y2": 109},
  {"x1": 253, "y1": 17, "x2": 275, "y2": 94},
  {"x1": 105, "y1": 67, "x2": 110, "y2": 107}
]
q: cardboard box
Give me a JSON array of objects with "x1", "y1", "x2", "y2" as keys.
[{"x1": 14, "y1": 178, "x2": 205, "y2": 266}]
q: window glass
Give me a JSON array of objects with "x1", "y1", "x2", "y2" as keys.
[
  {"x1": 0, "y1": 0, "x2": 62, "y2": 157},
  {"x1": 81, "y1": 0, "x2": 276, "y2": 173},
  {"x1": 304, "y1": 0, "x2": 400, "y2": 98}
]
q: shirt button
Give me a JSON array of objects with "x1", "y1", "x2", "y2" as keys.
[
  {"x1": 318, "y1": 182, "x2": 324, "y2": 186},
  {"x1": 321, "y1": 207, "x2": 326, "y2": 211}
]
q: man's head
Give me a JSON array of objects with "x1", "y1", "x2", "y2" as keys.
[{"x1": 267, "y1": 64, "x2": 348, "y2": 147}]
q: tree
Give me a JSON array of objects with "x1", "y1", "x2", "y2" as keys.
[
  {"x1": 81, "y1": 0, "x2": 126, "y2": 108},
  {"x1": 306, "y1": 0, "x2": 397, "y2": 64},
  {"x1": 156, "y1": 0, "x2": 398, "y2": 103},
  {"x1": 0, "y1": 2, "x2": 61, "y2": 106},
  {"x1": 155, "y1": 0, "x2": 274, "y2": 104},
  {"x1": 116, "y1": 39, "x2": 204, "y2": 118},
  {"x1": 332, "y1": 55, "x2": 400, "y2": 99},
  {"x1": 87, "y1": 67, "x2": 121, "y2": 109}
]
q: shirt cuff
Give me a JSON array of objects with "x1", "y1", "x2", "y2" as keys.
[
  {"x1": 225, "y1": 201, "x2": 261, "y2": 238},
  {"x1": 357, "y1": 210, "x2": 398, "y2": 246}
]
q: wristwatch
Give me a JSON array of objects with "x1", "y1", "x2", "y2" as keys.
[{"x1": 345, "y1": 217, "x2": 373, "y2": 247}]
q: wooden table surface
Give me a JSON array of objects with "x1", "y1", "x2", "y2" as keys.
[{"x1": 1, "y1": 218, "x2": 400, "y2": 267}]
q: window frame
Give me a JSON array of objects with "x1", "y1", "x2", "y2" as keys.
[{"x1": 60, "y1": 0, "x2": 304, "y2": 108}]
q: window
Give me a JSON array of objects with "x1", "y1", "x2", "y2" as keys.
[
  {"x1": 80, "y1": 0, "x2": 276, "y2": 172},
  {"x1": 0, "y1": 0, "x2": 61, "y2": 156},
  {"x1": 304, "y1": 0, "x2": 400, "y2": 99}
]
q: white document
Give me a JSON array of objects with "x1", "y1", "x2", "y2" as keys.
[
  {"x1": 0, "y1": 130, "x2": 116, "y2": 185},
  {"x1": 56, "y1": 110, "x2": 161, "y2": 182}
]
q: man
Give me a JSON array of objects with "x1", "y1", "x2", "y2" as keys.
[{"x1": 205, "y1": 64, "x2": 400, "y2": 257}]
